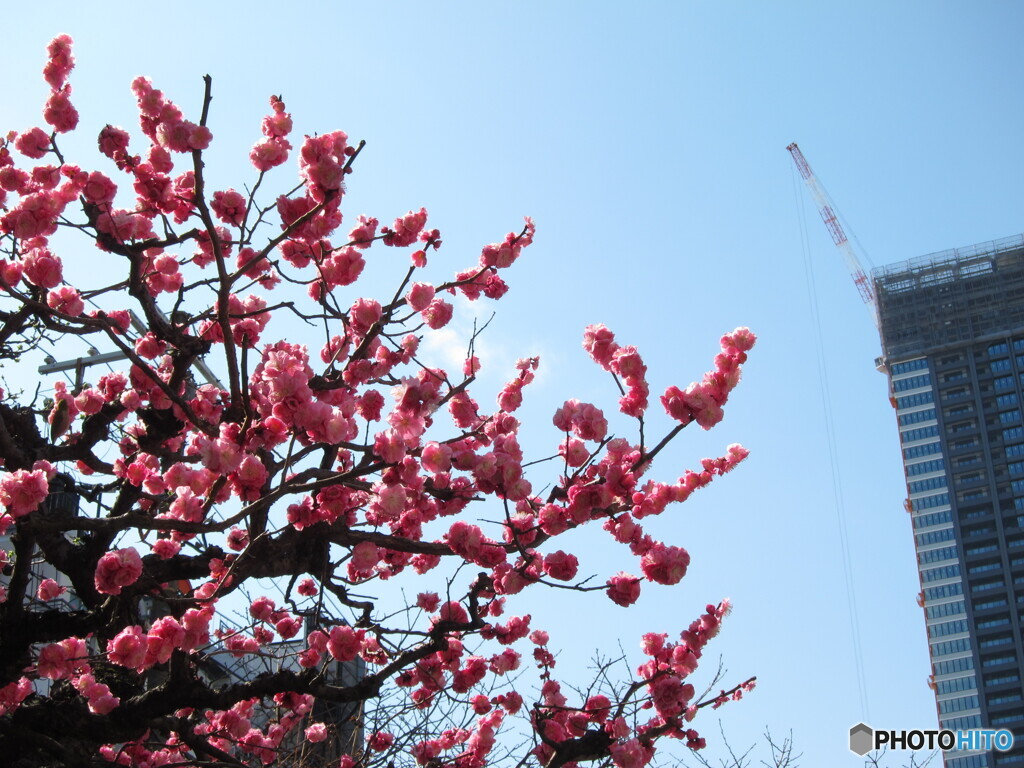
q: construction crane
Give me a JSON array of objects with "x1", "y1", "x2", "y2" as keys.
[{"x1": 787, "y1": 142, "x2": 879, "y2": 328}]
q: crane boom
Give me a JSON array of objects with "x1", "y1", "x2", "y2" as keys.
[{"x1": 787, "y1": 142, "x2": 878, "y2": 326}]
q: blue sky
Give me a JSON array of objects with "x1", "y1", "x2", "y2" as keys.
[{"x1": 2, "y1": 2, "x2": 1023, "y2": 765}]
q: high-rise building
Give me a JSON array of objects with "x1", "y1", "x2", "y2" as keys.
[{"x1": 874, "y1": 234, "x2": 1024, "y2": 768}]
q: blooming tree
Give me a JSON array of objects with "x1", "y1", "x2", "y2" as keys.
[{"x1": 0, "y1": 36, "x2": 756, "y2": 768}]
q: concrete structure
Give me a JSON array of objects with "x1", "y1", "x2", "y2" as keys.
[{"x1": 874, "y1": 235, "x2": 1024, "y2": 768}]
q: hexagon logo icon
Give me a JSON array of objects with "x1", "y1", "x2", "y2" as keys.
[{"x1": 849, "y1": 723, "x2": 874, "y2": 756}]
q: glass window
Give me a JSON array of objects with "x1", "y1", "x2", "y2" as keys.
[
  {"x1": 998, "y1": 393, "x2": 1019, "y2": 408},
  {"x1": 892, "y1": 358, "x2": 929, "y2": 375},
  {"x1": 894, "y1": 374, "x2": 932, "y2": 392},
  {"x1": 904, "y1": 442, "x2": 943, "y2": 460},
  {"x1": 897, "y1": 391, "x2": 935, "y2": 409}
]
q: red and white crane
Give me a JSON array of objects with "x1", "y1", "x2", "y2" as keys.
[{"x1": 787, "y1": 142, "x2": 879, "y2": 328}]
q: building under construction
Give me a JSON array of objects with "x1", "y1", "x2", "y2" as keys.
[{"x1": 874, "y1": 235, "x2": 1024, "y2": 768}]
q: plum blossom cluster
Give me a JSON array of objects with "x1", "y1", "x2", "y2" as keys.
[
  {"x1": 659, "y1": 327, "x2": 756, "y2": 429},
  {"x1": 0, "y1": 34, "x2": 756, "y2": 768},
  {"x1": 0, "y1": 459, "x2": 54, "y2": 523}
]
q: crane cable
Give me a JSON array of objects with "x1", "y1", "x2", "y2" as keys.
[{"x1": 792, "y1": 160, "x2": 871, "y2": 720}]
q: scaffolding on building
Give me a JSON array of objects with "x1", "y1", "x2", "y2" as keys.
[{"x1": 873, "y1": 235, "x2": 1024, "y2": 362}]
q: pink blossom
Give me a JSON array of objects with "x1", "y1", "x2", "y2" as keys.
[
  {"x1": 249, "y1": 595, "x2": 276, "y2": 622},
  {"x1": 446, "y1": 520, "x2": 486, "y2": 561},
  {"x1": 299, "y1": 131, "x2": 348, "y2": 193},
  {"x1": 32, "y1": 165, "x2": 61, "y2": 189},
  {"x1": 420, "y1": 441, "x2": 452, "y2": 474},
  {"x1": 640, "y1": 543, "x2": 690, "y2": 585},
  {"x1": 94, "y1": 547, "x2": 143, "y2": 595},
  {"x1": 37, "y1": 578, "x2": 66, "y2": 601},
  {"x1": 543, "y1": 551, "x2": 579, "y2": 581},
  {"x1": 276, "y1": 617, "x2": 302, "y2": 639},
  {"x1": 349, "y1": 298, "x2": 382, "y2": 335},
  {"x1": 552, "y1": 399, "x2": 608, "y2": 442},
  {"x1": 406, "y1": 282, "x2": 436, "y2": 312},
  {"x1": 0, "y1": 468, "x2": 50, "y2": 518},
  {"x1": 373, "y1": 429, "x2": 407, "y2": 464},
  {"x1": 305, "y1": 723, "x2": 328, "y2": 743},
  {"x1": 0, "y1": 678, "x2": 32, "y2": 717},
  {"x1": 97, "y1": 124, "x2": 130, "y2": 159},
  {"x1": 483, "y1": 614, "x2": 531, "y2": 645},
  {"x1": 15, "y1": 127, "x2": 50, "y2": 159},
  {"x1": 133, "y1": 333, "x2": 167, "y2": 362},
  {"x1": 22, "y1": 247, "x2": 63, "y2": 288},
  {"x1": 107, "y1": 626, "x2": 148, "y2": 671},
  {"x1": 357, "y1": 390, "x2": 385, "y2": 421},
  {"x1": 724, "y1": 443, "x2": 749, "y2": 469},
  {"x1": 46, "y1": 286, "x2": 84, "y2": 316},
  {"x1": 164, "y1": 486, "x2": 204, "y2": 524},
  {"x1": 483, "y1": 272, "x2": 509, "y2": 299},
  {"x1": 73, "y1": 387, "x2": 104, "y2": 416},
  {"x1": 350, "y1": 540, "x2": 380, "y2": 572},
  {"x1": 0, "y1": 260, "x2": 24, "y2": 288},
  {"x1": 94, "y1": 207, "x2": 154, "y2": 243},
  {"x1": 44, "y1": 86, "x2": 79, "y2": 133},
  {"x1": 74, "y1": 674, "x2": 120, "y2": 715},
  {"x1": 451, "y1": 656, "x2": 487, "y2": 693},
  {"x1": 157, "y1": 119, "x2": 211, "y2": 153},
  {"x1": 286, "y1": 497, "x2": 320, "y2": 530},
  {"x1": 368, "y1": 732, "x2": 395, "y2": 752},
  {"x1": 322, "y1": 247, "x2": 365, "y2": 287},
  {"x1": 250, "y1": 137, "x2": 291, "y2": 171},
  {"x1": 438, "y1": 601, "x2": 469, "y2": 625},
  {"x1": 0, "y1": 167, "x2": 29, "y2": 194},
  {"x1": 479, "y1": 219, "x2": 534, "y2": 269},
  {"x1": 327, "y1": 625, "x2": 362, "y2": 662},
  {"x1": 417, "y1": 592, "x2": 441, "y2": 613},
  {"x1": 224, "y1": 633, "x2": 260, "y2": 657},
  {"x1": 606, "y1": 572, "x2": 641, "y2": 607},
  {"x1": 37, "y1": 642, "x2": 75, "y2": 680},
  {"x1": 297, "y1": 578, "x2": 318, "y2": 596},
  {"x1": 649, "y1": 674, "x2": 694, "y2": 718},
  {"x1": 194, "y1": 423, "x2": 243, "y2": 474},
  {"x1": 152, "y1": 539, "x2": 181, "y2": 559},
  {"x1": 146, "y1": 616, "x2": 186, "y2": 665},
  {"x1": 1, "y1": 191, "x2": 66, "y2": 239},
  {"x1": 723, "y1": 326, "x2": 757, "y2": 352},
  {"x1": 489, "y1": 648, "x2": 521, "y2": 674},
  {"x1": 230, "y1": 454, "x2": 268, "y2": 501},
  {"x1": 611, "y1": 345, "x2": 646, "y2": 381},
  {"x1": 226, "y1": 526, "x2": 250, "y2": 551},
  {"x1": 609, "y1": 738, "x2": 648, "y2": 768},
  {"x1": 583, "y1": 324, "x2": 618, "y2": 370},
  {"x1": 348, "y1": 214, "x2": 378, "y2": 247},
  {"x1": 80, "y1": 169, "x2": 117, "y2": 202},
  {"x1": 262, "y1": 96, "x2": 292, "y2": 138},
  {"x1": 585, "y1": 694, "x2": 611, "y2": 722},
  {"x1": 421, "y1": 298, "x2": 453, "y2": 329},
  {"x1": 180, "y1": 609, "x2": 209, "y2": 651},
  {"x1": 449, "y1": 392, "x2": 481, "y2": 429},
  {"x1": 383, "y1": 208, "x2": 427, "y2": 247},
  {"x1": 43, "y1": 35, "x2": 75, "y2": 90},
  {"x1": 558, "y1": 437, "x2": 590, "y2": 467},
  {"x1": 211, "y1": 188, "x2": 247, "y2": 226}
]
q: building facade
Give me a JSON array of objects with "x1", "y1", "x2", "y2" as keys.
[{"x1": 874, "y1": 235, "x2": 1024, "y2": 768}]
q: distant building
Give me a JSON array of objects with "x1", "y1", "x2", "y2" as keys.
[{"x1": 874, "y1": 235, "x2": 1024, "y2": 768}]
